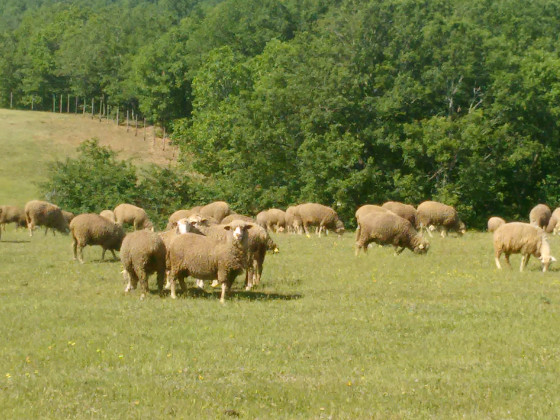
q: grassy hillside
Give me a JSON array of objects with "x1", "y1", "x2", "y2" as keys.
[{"x1": 0, "y1": 109, "x2": 176, "y2": 206}]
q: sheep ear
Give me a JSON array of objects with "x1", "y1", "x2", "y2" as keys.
[
  {"x1": 551, "y1": 256, "x2": 557, "y2": 262},
  {"x1": 223, "y1": 225, "x2": 232, "y2": 231}
]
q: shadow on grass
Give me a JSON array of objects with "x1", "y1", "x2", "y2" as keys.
[
  {"x1": 149, "y1": 287, "x2": 302, "y2": 301},
  {"x1": 0, "y1": 240, "x2": 31, "y2": 243}
]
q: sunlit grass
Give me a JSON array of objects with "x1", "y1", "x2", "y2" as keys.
[{"x1": 1, "y1": 226, "x2": 560, "y2": 418}]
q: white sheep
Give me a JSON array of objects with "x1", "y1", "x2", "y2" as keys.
[
  {"x1": 529, "y1": 204, "x2": 552, "y2": 229},
  {"x1": 487, "y1": 216, "x2": 506, "y2": 233},
  {"x1": 493, "y1": 222, "x2": 556, "y2": 272}
]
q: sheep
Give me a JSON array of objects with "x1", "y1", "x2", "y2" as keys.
[
  {"x1": 99, "y1": 209, "x2": 116, "y2": 223},
  {"x1": 285, "y1": 205, "x2": 303, "y2": 234},
  {"x1": 221, "y1": 213, "x2": 254, "y2": 224},
  {"x1": 120, "y1": 230, "x2": 167, "y2": 299},
  {"x1": 0, "y1": 205, "x2": 26, "y2": 237},
  {"x1": 487, "y1": 216, "x2": 506, "y2": 233},
  {"x1": 114, "y1": 203, "x2": 153, "y2": 231},
  {"x1": 297, "y1": 203, "x2": 345, "y2": 237},
  {"x1": 416, "y1": 201, "x2": 466, "y2": 237},
  {"x1": 198, "y1": 201, "x2": 232, "y2": 223},
  {"x1": 546, "y1": 208, "x2": 560, "y2": 235},
  {"x1": 44, "y1": 210, "x2": 76, "y2": 236},
  {"x1": 493, "y1": 222, "x2": 556, "y2": 272},
  {"x1": 166, "y1": 209, "x2": 196, "y2": 230},
  {"x1": 381, "y1": 201, "x2": 417, "y2": 226},
  {"x1": 24, "y1": 200, "x2": 69, "y2": 237},
  {"x1": 69, "y1": 213, "x2": 125, "y2": 263},
  {"x1": 185, "y1": 215, "x2": 278, "y2": 289},
  {"x1": 256, "y1": 209, "x2": 286, "y2": 233},
  {"x1": 529, "y1": 204, "x2": 551, "y2": 229},
  {"x1": 355, "y1": 204, "x2": 391, "y2": 240},
  {"x1": 355, "y1": 211, "x2": 429, "y2": 256},
  {"x1": 167, "y1": 220, "x2": 253, "y2": 302}
]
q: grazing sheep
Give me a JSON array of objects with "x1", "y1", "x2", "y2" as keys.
[
  {"x1": 493, "y1": 222, "x2": 556, "y2": 272},
  {"x1": 198, "y1": 201, "x2": 232, "y2": 223},
  {"x1": 0, "y1": 205, "x2": 26, "y2": 237},
  {"x1": 381, "y1": 201, "x2": 417, "y2": 226},
  {"x1": 120, "y1": 230, "x2": 166, "y2": 299},
  {"x1": 285, "y1": 205, "x2": 303, "y2": 234},
  {"x1": 256, "y1": 209, "x2": 286, "y2": 233},
  {"x1": 99, "y1": 209, "x2": 116, "y2": 223},
  {"x1": 355, "y1": 204, "x2": 391, "y2": 240},
  {"x1": 355, "y1": 211, "x2": 429, "y2": 256},
  {"x1": 487, "y1": 216, "x2": 506, "y2": 233},
  {"x1": 167, "y1": 220, "x2": 253, "y2": 302},
  {"x1": 114, "y1": 203, "x2": 153, "y2": 231},
  {"x1": 70, "y1": 213, "x2": 125, "y2": 263},
  {"x1": 297, "y1": 203, "x2": 345, "y2": 237},
  {"x1": 24, "y1": 200, "x2": 69, "y2": 237},
  {"x1": 221, "y1": 213, "x2": 254, "y2": 224},
  {"x1": 546, "y1": 208, "x2": 560, "y2": 235},
  {"x1": 529, "y1": 204, "x2": 551, "y2": 229},
  {"x1": 45, "y1": 209, "x2": 76, "y2": 236},
  {"x1": 416, "y1": 201, "x2": 466, "y2": 237}
]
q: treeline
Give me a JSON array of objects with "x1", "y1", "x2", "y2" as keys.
[{"x1": 4, "y1": 0, "x2": 560, "y2": 227}]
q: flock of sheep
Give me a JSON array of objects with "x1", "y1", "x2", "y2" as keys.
[{"x1": 0, "y1": 198, "x2": 557, "y2": 302}]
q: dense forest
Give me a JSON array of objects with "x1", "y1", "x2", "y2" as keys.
[{"x1": 2, "y1": 0, "x2": 560, "y2": 227}]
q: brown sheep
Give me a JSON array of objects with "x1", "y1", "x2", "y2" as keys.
[
  {"x1": 416, "y1": 201, "x2": 466, "y2": 237},
  {"x1": 70, "y1": 213, "x2": 125, "y2": 263},
  {"x1": 167, "y1": 220, "x2": 253, "y2": 302},
  {"x1": 198, "y1": 201, "x2": 232, "y2": 223},
  {"x1": 529, "y1": 204, "x2": 551, "y2": 229},
  {"x1": 487, "y1": 216, "x2": 506, "y2": 233},
  {"x1": 0, "y1": 205, "x2": 26, "y2": 239},
  {"x1": 546, "y1": 208, "x2": 560, "y2": 235},
  {"x1": 355, "y1": 204, "x2": 391, "y2": 240},
  {"x1": 114, "y1": 203, "x2": 153, "y2": 231},
  {"x1": 256, "y1": 209, "x2": 286, "y2": 233},
  {"x1": 297, "y1": 203, "x2": 345, "y2": 237},
  {"x1": 166, "y1": 209, "x2": 196, "y2": 230},
  {"x1": 24, "y1": 200, "x2": 69, "y2": 237},
  {"x1": 381, "y1": 201, "x2": 417, "y2": 226},
  {"x1": 355, "y1": 211, "x2": 429, "y2": 256},
  {"x1": 285, "y1": 205, "x2": 303, "y2": 234},
  {"x1": 493, "y1": 222, "x2": 556, "y2": 272},
  {"x1": 221, "y1": 213, "x2": 254, "y2": 224},
  {"x1": 99, "y1": 209, "x2": 116, "y2": 223},
  {"x1": 120, "y1": 230, "x2": 167, "y2": 299}
]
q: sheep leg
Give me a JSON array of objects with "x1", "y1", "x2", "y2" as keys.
[
  {"x1": 255, "y1": 258, "x2": 263, "y2": 286},
  {"x1": 138, "y1": 272, "x2": 149, "y2": 300},
  {"x1": 110, "y1": 249, "x2": 117, "y2": 260},
  {"x1": 440, "y1": 228, "x2": 447, "y2": 238},
  {"x1": 156, "y1": 268, "x2": 165, "y2": 295},
  {"x1": 245, "y1": 268, "x2": 253, "y2": 291},
  {"x1": 393, "y1": 246, "x2": 405, "y2": 255},
  {"x1": 178, "y1": 275, "x2": 187, "y2": 294},
  {"x1": 101, "y1": 248, "x2": 106, "y2": 261},
  {"x1": 355, "y1": 225, "x2": 361, "y2": 242},
  {"x1": 169, "y1": 274, "x2": 177, "y2": 299},
  {"x1": 72, "y1": 237, "x2": 78, "y2": 261},
  {"x1": 303, "y1": 223, "x2": 310, "y2": 237},
  {"x1": 77, "y1": 245, "x2": 85, "y2": 264},
  {"x1": 164, "y1": 271, "x2": 171, "y2": 290},
  {"x1": 520, "y1": 254, "x2": 530, "y2": 272},
  {"x1": 123, "y1": 270, "x2": 135, "y2": 292},
  {"x1": 504, "y1": 254, "x2": 511, "y2": 269},
  {"x1": 196, "y1": 279, "x2": 204, "y2": 289}
]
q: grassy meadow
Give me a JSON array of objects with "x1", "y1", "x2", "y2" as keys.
[{"x1": 2, "y1": 110, "x2": 560, "y2": 418}]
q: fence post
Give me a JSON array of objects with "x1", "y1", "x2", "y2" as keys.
[
  {"x1": 135, "y1": 115, "x2": 138, "y2": 136},
  {"x1": 83, "y1": 98, "x2": 85, "y2": 115},
  {"x1": 53, "y1": 95, "x2": 55, "y2": 112},
  {"x1": 126, "y1": 110, "x2": 129, "y2": 132},
  {"x1": 116, "y1": 108, "x2": 119, "y2": 126},
  {"x1": 67, "y1": 94, "x2": 70, "y2": 113},
  {"x1": 99, "y1": 97, "x2": 102, "y2": 122},
  {"x1": 143, "y1": 118, "x2": 146, "y2": 141},
  {"x1": 91, "y1": 98, "x2": 94, "y2": 119},
  {"x1": 31, "y1": 96, "x2": 34, "y2": 110},
  {"x1": 10, "y1": 91, "x2": 13, "y2": 109},
  {"x1": 163, "y1": 126, "x2": 166, "y2": 151},
  {"x1": 60, "y1": 94, "x2": 62, "y2": 113},
  {"x1": 107, "y1": 105, "x2": 110, "y2": 123}
]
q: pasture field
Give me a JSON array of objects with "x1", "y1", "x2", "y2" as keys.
[
  {"x1": 0, "y1": 109, "x2": 175, "y2": 206},
  {"x1": 1, "y1": 226, "x2": 560, "y2": 418}
]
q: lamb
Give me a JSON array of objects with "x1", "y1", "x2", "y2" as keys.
[
  {"x1": 493, "y1": 222, "x2": 556, "y2": 272},
  {"x1": 355, "y1": 211, "x2": 429, "y2": 256},
  {"x1": 256, "y1": 209, "x2": 286, "y2": 233},
  {"x1": 416, "y1": 201, "x2": 466, "y2": 237},
  {"x1": 285, "y1": 205, "x2": 303, "y2": 234},
  {"x1": 297, "y1": 203, "x2": 345, "y2": 237},
  {"x1": 198, "y1": 201, "x2": 232, "y2": 223},
  {"x1": 381, "y1": 201, "x2": 417, "y2": 226},
  {"x1": 69, "y1": 213, "x2": 126, "y2": 263},
  {"x1": 24, "y1": 200, "x2": 69, "y2": 237},
  {"x1": 221, "y1": 213, "x2": 254, "y2": 224},
  {"x1": 114, "y1": 203, "x2": 153, "y2": 231},
  {"x1": 487, "y1": 216, "x2": 506, "y2": 233},
  {"x1": 167, "y1": 220, "x2": 253, "y2": 302},
  {"x1": 120, "y1": 230, "x2": 167, "y2": 299},
  {"x1": 529, "y1": 204, "x2": 551, "y2": 229},
  {"x1": 0, "y1": 205, "x2": 26, "y2": 238},
  {"x1": 546, "y1": 208, "x2": 560, "y2": 235},
  {"x1": 99, "y1": 209, "x2": 116, "y2": 223}
]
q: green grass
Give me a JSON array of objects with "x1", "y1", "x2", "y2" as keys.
[
  {"x1": 1, "y1": 227, "x2": 560, "y2": 418},
  {"x1": 2, "y1": 110, "x2": 560, "y2": 418}
]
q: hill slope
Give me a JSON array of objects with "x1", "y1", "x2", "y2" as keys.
[{"x1": 0, "y1": 109, "x2": 177, "y2": 206}]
